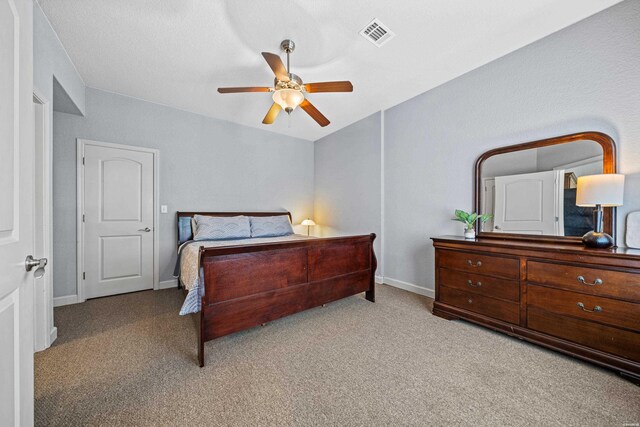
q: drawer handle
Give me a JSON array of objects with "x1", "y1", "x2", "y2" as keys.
[
  {"x1": 467, "y1": 298, "x2": 473, "y2": 304},
  {"x1": 577, "y1": 276, "x2": 603, "y2": 286},
  {"x1": 577, "y1": 302, "x2": 602, "y2": 313},
  {"x1": 467, "y1": 279, "x2": 482, "y2": 288},
  {"x1": 467, "y1": 260, "x2": 482, "y2": 267}
]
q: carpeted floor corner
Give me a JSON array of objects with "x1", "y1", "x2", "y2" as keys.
[{"x1": 35, "y1": 284, "x2": 639, "y2": 426}]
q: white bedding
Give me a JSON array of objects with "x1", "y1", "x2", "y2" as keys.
[{"x1": 178, "y1": 234, "x2": 314, "y2": 315}]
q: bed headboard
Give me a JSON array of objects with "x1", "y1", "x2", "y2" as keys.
[{"x1": 176, "y1": 211, "x2": 293, "y2": 246}]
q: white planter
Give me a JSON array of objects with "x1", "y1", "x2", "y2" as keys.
[{"x1": 464, "y1": 228, "x2": 476, "y2": 239}]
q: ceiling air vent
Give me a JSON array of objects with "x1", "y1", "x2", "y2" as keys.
[{"x1": 359, "y1": 18, "x2": 395, "y2": 47}]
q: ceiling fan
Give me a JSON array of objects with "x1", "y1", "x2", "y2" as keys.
[{"x1": 217, "y1": 39, "x2": 353, "y2": 127}]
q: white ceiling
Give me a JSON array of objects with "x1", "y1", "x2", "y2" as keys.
[{"x1": 38, "y1": 0, "x2": 622, "y2": 141}]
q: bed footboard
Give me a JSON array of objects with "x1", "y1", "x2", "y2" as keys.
[{"x1": 195, "y1": 234, "x2": 377, "y2": 366}]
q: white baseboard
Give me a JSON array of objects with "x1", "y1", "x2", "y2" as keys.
[
  {"x1": 375, "y1": 275, "x2": 384, "y2": 284},
  {"x1": 49, "y1": 326, "x2": 58, "y2": 345},
  {"x1": 54, "y1": 281, "x2": 177, "y2": 305},
  {"x1": 53, "y1": 294, "x2": 78, "y2": 307},
  {"x1": 381, "y1": 276, "x2": 435, "y2": 299},
  {"x1": 158, "y1": 279, "x2": 178, "y2": 290}
]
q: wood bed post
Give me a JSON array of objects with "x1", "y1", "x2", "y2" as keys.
[
  {"x1": 198, "y1": 246, "x2": 205, "y2": 367},
  {"x1": 198, "y1": 310, "x2": 205, "y2": 367},
  {"x1": 366, "y1": 233, "x2": 377, "y2": 303}
]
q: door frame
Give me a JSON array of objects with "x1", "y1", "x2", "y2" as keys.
[
  {"x1": 481, "y1": 177, "x2": 495, "y2": 232},
  {"x1": 32, "y1": 88, "x2": 56, "y2": 350},
  {"x1": 76, "y1": 139, "x2": 159, "y2": 303}
]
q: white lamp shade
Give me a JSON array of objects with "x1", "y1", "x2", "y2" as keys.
[
  {"x1": 272, "y1": 89, "x2": 304, "y2": 111},
  {"x1": 576, "y1": 174, "x2": 625, "y2": 207},
  {"x1": 301, "y1": 219, "x2": 316, "y2": 226}
]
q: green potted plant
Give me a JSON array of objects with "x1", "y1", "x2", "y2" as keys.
[{"x1": 453, "y1": 209, "x2": 493, "y2": 239}]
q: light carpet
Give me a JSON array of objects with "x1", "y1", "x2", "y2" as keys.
[{"x1": 35, "y1": 284, "x2": 639, "y2": 426}]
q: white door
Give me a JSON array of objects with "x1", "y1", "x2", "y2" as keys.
[
  {"x1": 0, "y1": 0, "x2": 35, "y2": 424},
  {"x1": 81, "y1": 141, "x2": 155, "y2": 299},
  {"x1": 494, "y1": 170, "x2": 561, "y2": 235}
]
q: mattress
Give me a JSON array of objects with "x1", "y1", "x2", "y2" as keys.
[{"x1": 177, "y1": 234, "x2": 314, "y2": 315}]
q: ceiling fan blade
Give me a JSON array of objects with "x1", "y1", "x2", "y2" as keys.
[
  {"x1": 304, "y1": 81, "x2": 353, "y2": 93},
  {"x1": 262, "y1": 103, "x2": 282, "y2": 124},
  {"x1": 261, "y1": 52, "x2": 290, "y2": 82},
  {"x1": 299, "y1": 99, "x2": 330, "y2": 127},
  {"x1": 217, "y1": 87, "x2": 271, "y2": 93}
]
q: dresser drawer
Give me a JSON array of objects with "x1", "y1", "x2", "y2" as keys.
[
  {"x1": 439, "y1": 286, "x2": 519, "y2": 324},
  {"x1": 439, "y1": 268, "x2": 519, "y2": 302},
  {"x1": 527, "y1": 261, "x2": 640, "y2": 303},
  {"x1": 438, "y1": 250, "x2": 519, "y2": 280},
  {"x1": 528, "y1": 307, "x2": 640, "y2": 362},
  {"x1": 528, "y1": 285, "x2": 640, "y2": 332}
]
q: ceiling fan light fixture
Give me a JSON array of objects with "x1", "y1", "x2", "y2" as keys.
[{"x1": 272, "y1": 88, "x2": 304, "y2": 114}]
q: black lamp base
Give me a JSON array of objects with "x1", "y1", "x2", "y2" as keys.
[{"x1": 582, "y1": 231, "x2": 614, "y2": 249}]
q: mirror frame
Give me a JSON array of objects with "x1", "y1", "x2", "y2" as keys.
[{"x1": 475, "y1": 131, "x2": 617, "y2": 244}]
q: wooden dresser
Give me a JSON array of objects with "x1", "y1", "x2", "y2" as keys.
[{"x1": 432, "y1": 236, "x2": 640, "y2": 380}]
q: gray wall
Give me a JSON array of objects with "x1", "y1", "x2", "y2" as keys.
[
  {"x1": 53, "y1": 88, "x2": 314, "y2": 298},
  {"x1": 314, "y1": 112, "x2": 382, "y2": 264},
  {"x1": 536, "y1": 140, "x2": 603, "y2": 171},
  {"x1": 482, "y1": 140, "x2": 604, "y2": 178},
  {"x1": 384, "y1": 0, "x2": 640, "y2": 294},
  {"x1": 33, "y1": 1, "x2": 85, "y2": 115},
  {"x1": 33, "y1": 0, "x2": 86, "y2": 300},
  {"x1": 482, "y1": 149, "x2": 538, "y2": 179}
]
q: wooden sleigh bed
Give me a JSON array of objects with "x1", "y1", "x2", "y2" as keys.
[{"x1": 176, "y1": 211, "x2": 377, "y2": 366}]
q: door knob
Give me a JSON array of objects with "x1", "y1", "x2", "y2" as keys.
[
  {"x1": 25, "y1": 255, "x2": 48, "y2": 279},
  {"x1": 138, "y1": 227, "x2": 151, "y2": 232}
]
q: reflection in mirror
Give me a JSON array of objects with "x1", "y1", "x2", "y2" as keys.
[{"x1": 480, "y1": 140, "x2": 603, "y2": 236}]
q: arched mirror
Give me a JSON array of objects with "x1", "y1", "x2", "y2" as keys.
[{"x1": 475, "y1": 132, "x2": 616, "y2": 243}]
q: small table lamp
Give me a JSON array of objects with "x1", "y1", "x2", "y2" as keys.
[
  {"x1": 576, "y1": 174, "x2": 625, "y2": 248},
  {"x1": 301, "y1": 218, "x2": 316, "y2": 236}
]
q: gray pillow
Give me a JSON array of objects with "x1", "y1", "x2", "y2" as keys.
[
  {"x1": 250, "y1": 215, "x2": 294, "y2": 238},
  {"x1": 193, "y1": 215, "x2": 251, "y2": 241}
]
